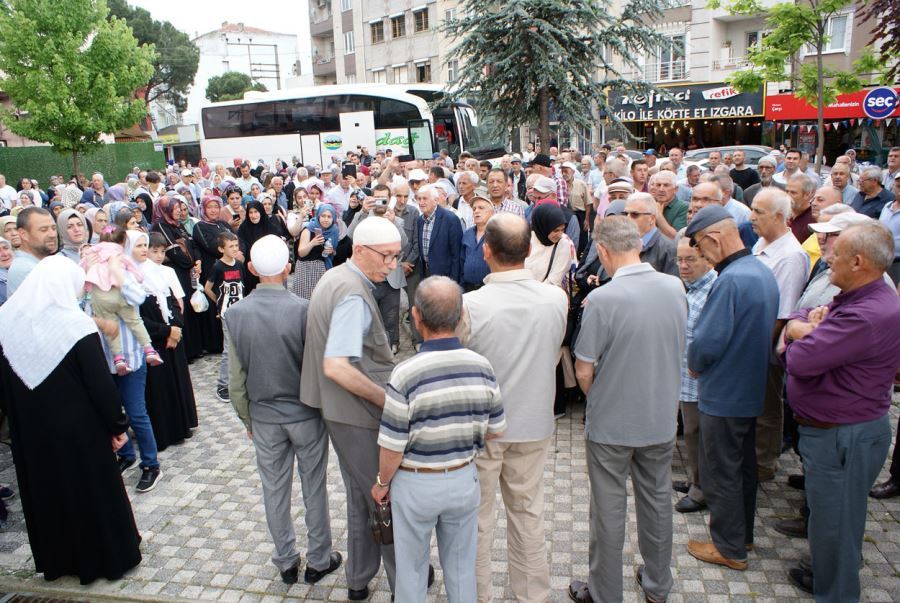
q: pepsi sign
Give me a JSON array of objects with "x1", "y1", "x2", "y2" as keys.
[{"x1": 862, "y1": 87, "x2": 898, "y2": 120}]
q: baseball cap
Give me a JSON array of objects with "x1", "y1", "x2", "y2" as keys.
[
  {"x1": 511, "y1": 154, "x2": 522, "y2": 163},
  {"x1": 533, "y1": 176, "x2": 557, "y2": 194},
  {"x1": 531, "y1": 154, "x2": 553, "y2": 168},
  {"x1": 808, "y1": 212, "x2": 872, "y2": 234},
  {"x1": 180, "y1": 169, "x2": 192, "y2": 177},
  {"x1": 407, "y1": 169, "x2": 427, "y2": 182},
  {"x1": 644, "y1": 149, "x2": 657, "y2": 156},
  {"x1": 561, "y1": 161, "x2": 578, "y2": 172}
]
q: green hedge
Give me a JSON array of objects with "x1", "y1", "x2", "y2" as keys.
[{"x1": 0, "y1": 142, "x2": 165, "y2": 186}]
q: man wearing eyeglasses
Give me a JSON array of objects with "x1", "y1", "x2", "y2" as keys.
[
  {"x1": 851, "y1": 166, "x2": 896, "y2": 219},
  {"x1": 300, "y1": 216, "x2": 409, "y2": 601},
  {"x1": 622, "y1": 193, "x2": 677, "y2": 276},
  {"x1": 684, "y1": 205, "x2": 779, "y2": 572}
]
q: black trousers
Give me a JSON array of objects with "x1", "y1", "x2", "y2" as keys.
[{"x1": 699, "y1": 412, "x2": 757, "y2": 560}]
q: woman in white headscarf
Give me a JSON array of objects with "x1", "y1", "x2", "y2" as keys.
[
  {"x1": 125, "y1": 231, "x2": 197, "y2": 450},
  {"x1": 0, "y1": 256, "x2": 142, "y2": 585}
]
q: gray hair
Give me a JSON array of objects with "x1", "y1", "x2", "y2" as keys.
[
  {"x1": 716, "y1": 175, "x2": 734, "y2": 194},
  {"x1": 765, "y1": 188, "x2": 792, "y2": 224},
  {"x1": 841, "y1": 222, "x2": 895, "y2": 271},
  {"x1": 414, "y1": 276, "x2": 464, "y2": 332},
  {"x1": 649, "y1": 170, "x2": 676, "y2": 186},
  {"x1": 713, "y1": 165, "x2": 731, "y2": 178},
  {"x1": 686, "y1": 164, "x2": 701, "y2": 176},
  {"x1": 458, "y1": 170, "x2": 480, "y2": 186},
  {"x1": 604, "y1": 160, "x2": 628, "y2": 179},
  {"x1": 625, "y1": 192, "x2": 658, "y2": 217},
  {"x1": 593, "y1": 215, "x2": 642, "y2": 254},
  {"x1": 416, "y1": 183, "x2": 440, "y2": 201},
  {"x1": 820, "y1": 203, "x2": 854, "y2": 218},
  {"x1": 861, "y1": 166, "x2": 882, "y2": 184},
  {"x1": 297, "y1": 167, "x2": 309, "y2": 179},
  {"x1": 788, "y1": 173, "x2": 817, "y2": 195}
]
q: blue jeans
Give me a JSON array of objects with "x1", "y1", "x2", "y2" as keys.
[
  {"x1": 801, "y1": 415, "x2": 891, "y2": 603},
  {"x1": 114, "y1": 364, "x2": 160, "y2": 470}
]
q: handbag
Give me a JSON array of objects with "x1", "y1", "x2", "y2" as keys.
[
  {"x1": 370, "y1": 500, "x2": 394, "y2": 545},
  {"x1": 562, "y1": 266, "x2": 581, "y2": 348}
]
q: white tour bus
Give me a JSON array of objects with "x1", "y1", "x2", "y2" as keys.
[{"x1": 200, "y1": 83, "x2": 499, "y2": 169}]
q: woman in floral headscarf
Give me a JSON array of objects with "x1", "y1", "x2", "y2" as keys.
[
  {"x1": 191, "y1": 195, "x2": 232, "y2": 353},
  {"x1": 151, "y1": 196, "x2": 203, "y2": 360}
]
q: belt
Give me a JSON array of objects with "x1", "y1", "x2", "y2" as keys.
[
  {"x1": 794, "y1": 414, "x2": 838, "y2": 429},
  {"x1": 398, "y1": 459, "x2": 472, "y2": 474}
]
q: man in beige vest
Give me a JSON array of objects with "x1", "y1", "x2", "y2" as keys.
[
  {"x1": 299, "y1": 217, "x2": 403, "y2": 601},
  {"x1": 459, "y1": 213, "x2": 568, "y2": 602}
]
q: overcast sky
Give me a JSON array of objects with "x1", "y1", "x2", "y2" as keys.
[{"x1": 126, "y1": 0, "x2": 312, "y2": 67}]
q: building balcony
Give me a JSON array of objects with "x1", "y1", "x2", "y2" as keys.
[
  {"x1": 623, "y1": 60, "x2": 687, "y2": 83},
  {"x1": 313, "y1": 56, "x2": 336, "y2": 76},
  {"x1": 712, "y1": 55, "x2": 752, "y2": 71},
  {"x1": 310, "y1": 14, "x2": 334, "y2": 37}
]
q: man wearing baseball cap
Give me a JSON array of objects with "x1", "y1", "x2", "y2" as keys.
[
  {"x1": 684, "y1": 206, "x2": 779, "y2": 571},
  {"x1": 530, "y1": 153, "x2": 568, "y2": 207},
  {"x1": 225, "y1": 235, "x2": 342, "y2": 586}
]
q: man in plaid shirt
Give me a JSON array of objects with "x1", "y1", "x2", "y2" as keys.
[
  {"x1": 529, "y1": 154, "x2": 569, "y2": 207},
  {"x1": 673, "y1": 233, "x2": 717, "y2": 514}
]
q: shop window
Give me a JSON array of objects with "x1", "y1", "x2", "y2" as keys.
[
  {"x1": 414, "y1": 9, "x2": 429, "y2": 33},
  {"x1": 371, "y1": 21, "x2": 384, "y2": 44},
  {"x1": 391, "y1": 15, "x2": 406, "y2": 38}
]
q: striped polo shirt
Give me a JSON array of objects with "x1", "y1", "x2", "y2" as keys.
[{"x1": 378, "y1": 337, "x2": 506, "y2": 469}]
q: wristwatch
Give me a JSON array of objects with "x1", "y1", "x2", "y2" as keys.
[{"x1": 376, "y1": 473, "x2": 390, "y2": 487}]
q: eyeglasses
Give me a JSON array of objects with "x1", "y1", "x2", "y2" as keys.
[
  {"x1": 363, "y1": 245, "x2": 401, "y2": 265},
  {"x1": 690, "y1": 231, "x2": 720, "y2": 248},
  {"x1": 625, "y1": 211, "x2": 652, "y2": 219}
]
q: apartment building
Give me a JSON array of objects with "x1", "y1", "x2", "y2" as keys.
[{"x1": 309, "y1": 0, "x2": 461, "y2": 87}]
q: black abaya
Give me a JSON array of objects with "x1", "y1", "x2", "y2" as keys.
[
  {"x1": 152, "y1": 221, "x2": 204, "y2": 360},
  {"x1": 139, "y1": 294, "x2": 198, "y2": 450},
  {"x1": 192, "y1": 220, "x2": 231, "y2": 353},
  {"x1": 0, "y1": 335, "x2": 142, "y2": 585}
]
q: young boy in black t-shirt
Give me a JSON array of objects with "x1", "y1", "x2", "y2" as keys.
[{"x1": 204, "y1": 231, "x2": 244, "y2": 402}]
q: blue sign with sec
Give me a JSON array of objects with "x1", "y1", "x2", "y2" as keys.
[{"x1": 863, "y1": 87, "x2": 898, "y2": 120}]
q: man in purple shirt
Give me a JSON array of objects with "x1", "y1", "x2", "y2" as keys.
[{"x1": 781, "y1": 222, "x2": 900, "y2": 601}]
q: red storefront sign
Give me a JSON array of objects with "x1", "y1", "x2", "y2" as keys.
[{"x1": 765, "y1": 88, "x2": 900, "y2": 121}]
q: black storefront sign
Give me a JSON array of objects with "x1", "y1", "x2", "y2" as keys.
[{"x1": 609, "y1": 82, "x2": 765, "y2": 123}]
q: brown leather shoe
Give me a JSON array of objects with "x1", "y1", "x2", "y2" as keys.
[
  {"x1": 687, "y1": 540, "x2": 748, "y2": 570},
  {"x1": 869, "y1": 479, "x2": 900, "y2": 499}
]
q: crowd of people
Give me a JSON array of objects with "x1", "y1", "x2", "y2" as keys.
[{"x1": 0, "y1": 140, "x2": 897, "y2": 603}]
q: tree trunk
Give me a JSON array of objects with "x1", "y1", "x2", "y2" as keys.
[
  {"x1": 72, "y1": 150, "x2": 80, "y2": 180},
  {"x1": 814, "y1": 36, "x2": 825, "y2": 174},
  {"x1": 538, "y1": 86, "x2": 550, "y2": 153}
]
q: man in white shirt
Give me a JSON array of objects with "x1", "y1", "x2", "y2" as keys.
[
  {"x1": 0, "y1": 174, "x2": 18, "y2": 211},
  {"x1": 750, "y1": 188, "x2": 809, "y2": 482},
  {"x1": 774, "y1": 148, "x2": 802, "y2": 185},
  {"x1": 236, "y1": 161, "x2": 261, "y2": 195}
]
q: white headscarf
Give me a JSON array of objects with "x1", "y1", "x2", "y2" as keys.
[
  {"x1": 0, "y1": 256, "x2": 98, "y2": 389},
  {"x1": 125, "y1": 231, "x2": 172, "y2": 324}
]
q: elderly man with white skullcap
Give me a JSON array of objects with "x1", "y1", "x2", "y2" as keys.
[
  {"x1": 300, "y1": 218, "x2": 434, "y2": 601},
  {"x1": 225, "y1": 235, "x2": 341, "y2": 586}
]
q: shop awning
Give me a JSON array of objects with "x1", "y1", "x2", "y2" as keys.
[{"x1": 765, "y1": 87, "x2": 900, "y2": 121}]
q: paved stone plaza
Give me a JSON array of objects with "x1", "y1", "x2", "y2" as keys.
[{"x1": 0, "y1": 348, "x2": 897, "y2": 602}]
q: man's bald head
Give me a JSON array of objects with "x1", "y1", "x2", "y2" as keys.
[
  {"x1": 484, "y1": 213, "x2": 531, "y2": 267},
  {"x1": 414, "y1": 276, "x2": 464, "y2": 332}
]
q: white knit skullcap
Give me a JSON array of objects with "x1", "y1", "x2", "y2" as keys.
[
  {"x1": 250, "y1": 235, "x2": 289, "y2": 276},
  {"x1": 353, "y1": 217, "x2": 401, "y2": 246}
]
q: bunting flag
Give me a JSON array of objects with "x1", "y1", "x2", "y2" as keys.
[
  {"x1": 825, "y1": 123, "x2": 831, "y2": 132},
  {"x1": 776, "y1": 122, "x2": 782, "y2": 129},
  {"x1": 850, "y1": 118, "x2": 857, "y2": 126},
  {"x1": 888, "y1": 118, "x2": 894, "y2": 126},
  {"x1": 842, "y1": 120, "x2": 849, "y2": 129}
]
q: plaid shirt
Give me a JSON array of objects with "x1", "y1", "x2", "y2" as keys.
[
  {"x1": 422, "y1": 211, "x2": 436, "y2": 260},
  {"x1": 556, "y1": 175, "x2": 569, "y2": 207},
  {"x1": 497, "y1": 199, "x2": 525, "y2": 217},
  {"x1": 680, "y1": 270, "x2": 717, "y2": 402}
]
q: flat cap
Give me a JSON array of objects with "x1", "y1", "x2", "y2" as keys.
[{"x1": 685, "y1": 205, "x2": 732, "y2": 237}]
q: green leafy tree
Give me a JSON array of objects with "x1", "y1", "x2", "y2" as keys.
[
  {"x1": 0, "y1": 0, "x2": 155, "y2": 175},
  {"x1": 442, "y1": 0, "x2": 673, "y2": 148},
  {"x1": 708, "y1": 0, "x2": 876, "y2": 173},
  {"x1": 205, "y1": 72, "x2": 268, "y2": 103},
  {"x1": 107, "y1": 0, "x2": 200, "y2": 114}
]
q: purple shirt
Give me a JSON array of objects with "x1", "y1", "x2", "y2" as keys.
[{"x1": 784, "y1": 278, "x2": 900, "y2": 424}]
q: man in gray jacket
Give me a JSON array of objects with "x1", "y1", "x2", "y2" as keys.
[{"x1": 225, "y1": 235, "x2": 341, "y2": 586}]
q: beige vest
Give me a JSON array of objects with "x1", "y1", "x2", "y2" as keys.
[{"x1": 299, "y1": 263, "x2": 395, "y2": 429}]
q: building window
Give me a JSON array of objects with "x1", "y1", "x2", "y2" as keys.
[
  {"x1": 371, "y1": 69, "x2": 385, "y2": 83},
  {"x1": 344, "y1": 31, "x2": 355, "y2": 54},
  {"x1": 447, "y1": 59, "x2": 458, "y2": 83},
  {"x1": 444, "y1": 8, "x2": 456, "y2": 22},
  {"x1": 391, "y1": 15, "x2": 406, "y2": 38},
  {"x1": 371, "y1": 21, "x2": 384, "y2": 44},
  {"x1": 642, "y1": 33, "x2": 686, "y2": 82},
  {"x1": 416, "y1": 62, "x2": 431, "y2": 83},
  {"x1": 346, "y1": 73, "x2": 357, "y2": 84},
  {"x1": 823, "y1": 13, "x2": 849, "y2": 52},
  {"x1": 393, "y1": 65, "x2": 408, "y2": 84},
  {"x1": 414, "y1": 9, "x2": 429, "y2": 32},
  {"x1": 341, "y1": 0, "x2": 352, "y2": 11}
]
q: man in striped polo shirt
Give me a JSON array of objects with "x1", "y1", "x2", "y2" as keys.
[{"x1": 372, "y1": 276, "x2": 506, "y2": 603}]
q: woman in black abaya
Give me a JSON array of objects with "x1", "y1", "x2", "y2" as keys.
[
  {"x1": 0, "y1": 256, "x2": 141, "y2": 585},
  {"x1": 151, "y1": 195, "x2": 203, "y2": 360},
  {"x1": 127, "y1": 231, "x2": 198, "y2": 450},
  {"x1": 191, "y1": 195, "x2": 232, "y2": 353},
  {"x1": 236, "y1": 200, "x2": 281, "y2": 294}
]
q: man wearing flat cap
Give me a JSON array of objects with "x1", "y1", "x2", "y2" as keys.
[
  {"x1": 683, "y1": 206, "x2": 779, "y2": 571},
  {"x1": 530, "y1": 153, "x2": 568, "y2": 208},
  {"x1": 300, "y1": 217, "x2": 407, "y2": 600},
  {"x1": 226, "y1": 235, "x2": 341, "y2": 587}
]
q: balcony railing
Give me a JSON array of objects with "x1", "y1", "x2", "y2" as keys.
[
  {"x1": 310, "y1": 13, "x2": 334, "y2": 37},
  {"x1": 713, "y1": 56, "x2": 752, "y2": 71},
  {"x1": 623, "y1": 60, "x2": 687, "y2": 83},
  {"x1": 313, "y1": 56, "x2": 336, "y2": 76}
]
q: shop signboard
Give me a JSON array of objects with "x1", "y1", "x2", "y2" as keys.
[
  {"x1": 765, "y1": 87, "x2": 900, "y2": 121},
  {"x1": 608, "y1": 82, "x2": 765, "y2": 123}
]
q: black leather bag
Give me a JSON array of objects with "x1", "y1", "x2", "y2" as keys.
[{"x1": 371, "y1": 501, "x2": 393, "y2": 545}]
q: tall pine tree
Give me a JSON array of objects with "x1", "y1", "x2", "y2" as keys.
[{"x1": 443, "y1": 0, "x2": 673, "y2": 147}]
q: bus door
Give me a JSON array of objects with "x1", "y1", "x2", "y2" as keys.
[
  {"x1": 406, "y1": 119, "x2": 435, "y2": 161},
  {"x1": 300, "y1": 135, "x2": 321, "y2": 168},
  {"x1": 339, "y1": 111, "x2": 376, "y2": 157},
  {"x1": 431, "y1": 105, "x2": 460, "y2": 158}
]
